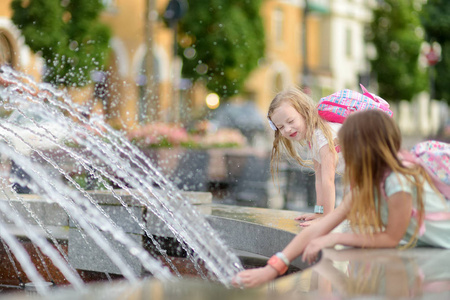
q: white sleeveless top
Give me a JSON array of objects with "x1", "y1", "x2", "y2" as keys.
[{"x1": 308, "y1": 122, "x2": 345, "y2": 174}]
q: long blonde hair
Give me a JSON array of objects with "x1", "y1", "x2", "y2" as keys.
[
  {"x1": 267, "y1": 87, "x2": 337, "y2": 177},
  {"x1": 338, "y1": 110, "x2": 434, "y2": 247}
]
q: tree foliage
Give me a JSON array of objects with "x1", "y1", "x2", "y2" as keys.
[
  {"x1": 11, "y1": 0, "x2": 111, "y2": 86},
  {"x1": 366, "y1": 0, "x2": 426, "y2": 102},
  {"x1": 421, "y1": 0, "x2": 450, "y2": 102},
  {"x1": 177, "y1": 0, "x2": 265, "y2": 99}
]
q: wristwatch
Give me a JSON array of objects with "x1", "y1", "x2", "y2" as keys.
[{"x1": 314, "y1": 205, "x2": 324, "y2": 214}]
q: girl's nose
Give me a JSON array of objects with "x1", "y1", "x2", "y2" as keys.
[{"x1": 282, "y1": 126, "x2": 291, "y2": 135}]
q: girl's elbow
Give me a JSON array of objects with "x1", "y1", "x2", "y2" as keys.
[{"x1": 384, "y1": 235, "x2": 404, "y2": 248}]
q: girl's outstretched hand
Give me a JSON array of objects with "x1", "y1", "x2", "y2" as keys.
[
  {"x1": 302, "y1": 234, "x2": 336, "y2": 265},
  {"x1": 231, "y1": 265, "x2": 278, "y2": 288},
  {"x1": 295, "y1": 213, "x2": 321, "y2": 221},
  {"x1": 297, "y1": 217, "x2": 322, "y2": 227},
  {"x1": 295, "y1": 213, "x2": 322, "y2": 227}
]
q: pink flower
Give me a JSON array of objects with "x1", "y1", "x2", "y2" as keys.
[{"x1": 127, "y1": 122, "x2": 189, "y2": 147}]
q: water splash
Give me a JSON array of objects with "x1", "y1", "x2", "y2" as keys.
[{"x1": 0, "y1": 66, "x2": 243, "y2": 294}]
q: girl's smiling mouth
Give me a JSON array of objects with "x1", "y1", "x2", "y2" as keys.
[{"x1": 290, "y1": 132, "x2": 298, "y2": 138}]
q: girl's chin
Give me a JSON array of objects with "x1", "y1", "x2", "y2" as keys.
[{"x1": 286, "y1": 135, "x2": 301, "y2": 141}]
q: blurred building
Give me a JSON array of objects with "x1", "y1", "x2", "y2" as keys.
[{"x1": 0, "y1": 0, "x2": 374, "y2": 129}]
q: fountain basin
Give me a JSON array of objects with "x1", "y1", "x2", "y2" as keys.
[
  {"x1": 1, "y1": 191, "x2": 450, "y2": 299},
  {"x1": 0, "y1": 190, "x2": 307, "y2": 287}
]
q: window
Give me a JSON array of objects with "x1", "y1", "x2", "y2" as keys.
[
  {"x1": 273, "y1": 7, "x2": 284, "y2": 45},
  {"x1": 0, "y1": 32, "x2": 14, "y2": 66},
  {"x1": 274, "y1": 73, "x2": 284, "y2": 92},
  {"x1": 345, "y1": 27, "x2": 352, "y2": 57}
]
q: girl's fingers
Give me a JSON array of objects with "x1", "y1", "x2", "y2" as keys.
[
  {"x1": 232, "y1": 275, "x2": 244, "y2": 288},
  {"x1": 299, "y1": 221, "x2": 311, "y2": 227},
  {"x1": 302, "y1": 252, "x2": 313, "y2": 264},
  {"x1": 302, "y1": 244, "x2": 317, "y2": 264},
  {"x1": 295, "y1": 213, "x2": 313, "y2": 221}
]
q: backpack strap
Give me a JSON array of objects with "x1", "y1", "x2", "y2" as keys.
[
  {"x1": 411, "y1": 208, "x2": 450, "y2": 236},
  {"x1": 359, "y1": 84, "x2": 391, "y2": 108},
  {"x1": 359, "y1": 84, "x2": 376, "y2": 101}
]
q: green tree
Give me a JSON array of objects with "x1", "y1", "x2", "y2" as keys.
[
  {"x1": 11, "y1": 0, "x2": 111, "y2": 87},
  {"x1": 421, "y1": 0, "x2": 450, "y2": 102},
  {"x1": 367, "y1": 0, "x2": 426, "y2": 101},
  {"x1": 177, "y1": 0, "x2": 265, "y2": 99}
]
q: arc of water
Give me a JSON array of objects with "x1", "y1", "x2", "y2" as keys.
[
  {"x1": 63, "y1": 130, "x2": 227, "y2": 280},
  {"x1": 0, "y1": 105, "x2": 183, "y2": 278},
  {"x1": 0, "y1": 200, "x2": 84, "y2": 289},
  {"x1": 1, "y1": 67, "x2": 243, "y2": 285},
  {"x1": 0, "y1": 238, "x2": 25, "y2": 285},
  {"x1": 0, "y1": 179, "x2": 77, "y2": 274},
  {"x1": 0, "y1": 121, "x2": 92, "y2": 242},
  {"x1": 0, "y1": 115, "x2": 184, "y2": 277},
  {"x1": 58, "y1": 133, "x2": 211, "y2": 279},
  {"x1": 0, "y1": 221, "x2": 50, "y2": 295},
  {"x1": 71, "y1": 123, "x2": 244, "y2": 284},
  {"x1": 2, "y1": 184, "x2": 66, "y2": 285},
  {"x1": 0, "y1": 145, "x2": 175, "y2": 282},
  {"x1": 18, "y1": 88, "x2": 242, "y2": 283},
  {"x1": 56, "y1": 108, "x2": 244, "y2": 284}
]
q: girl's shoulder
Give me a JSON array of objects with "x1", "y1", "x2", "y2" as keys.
[
  {"x1": 384, "y1": 171, "x2": 442, "y2": 200},
  {"x1": 314, "y1": 122, "x2": 341, "y2": 137},
  {"x1": 326, "y1": 122, "x2": 342, "y2": 132},
  {"x1": 384, "y1": 172, "x2": 416, "y2": 195},
  {"x1": 313, "y1": 122, "x2": 341, "y2": 145}
]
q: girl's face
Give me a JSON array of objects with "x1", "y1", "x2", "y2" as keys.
[{"x1": 270, "y1": 102, "x2": 307, "y2": 141}]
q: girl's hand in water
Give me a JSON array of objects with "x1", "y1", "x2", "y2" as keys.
[{"x1": 231, "y1": 265, "x2": 278, "y2": 288}]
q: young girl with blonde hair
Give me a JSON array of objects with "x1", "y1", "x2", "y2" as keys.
[
  {"x1": 233, "y1": 110, "x2": 450, "y2": 288},
  {"x1": 268, "y1": 87, "x2": 344, "y2": 226}
]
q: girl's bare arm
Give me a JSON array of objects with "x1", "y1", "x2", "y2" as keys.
[
  {"x1": 318, "y1": 145, "x2": 337, "y2": 215},
  {"x1": 233, "y1": 197, "x2": 350, "y2": 288},
  {"x1": 328, "y1": 191, "x2": 411, "y2": 247},
  {"x1": 302, "y1": 191, "x2": 412, "y2": 263},
  {"x1": 295, "y1": 147, "x2": 336, "y2": 224},
  {"x1": 284, "y1": 195, "x2": 349, "y2": 261}
]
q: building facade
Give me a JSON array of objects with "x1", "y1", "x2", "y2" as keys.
[{"x1": 0, "y1": 0, "x2": 373, "y2": 130}]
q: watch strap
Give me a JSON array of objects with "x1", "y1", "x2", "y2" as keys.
[
  {"x1": 267, "y1": 255, "x2": 288, "y2": 275},
  {"x1": 314, "y1": 205, "x2": 324, "y2": 214}
]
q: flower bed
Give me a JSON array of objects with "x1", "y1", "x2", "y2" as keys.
[{"x1": 127, "y1": 122, "x2": 248, "y2": 149}]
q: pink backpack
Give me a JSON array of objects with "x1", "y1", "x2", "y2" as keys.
[
  {"x1": 317, "y1": 84, "x2": 393, "y2": 123},
  {"x1": 397, "y1": 140, "x2": 450, "y2": 236},
  {"x1": 400, "y1": 140, "x2": 450, "y2": 200}
]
